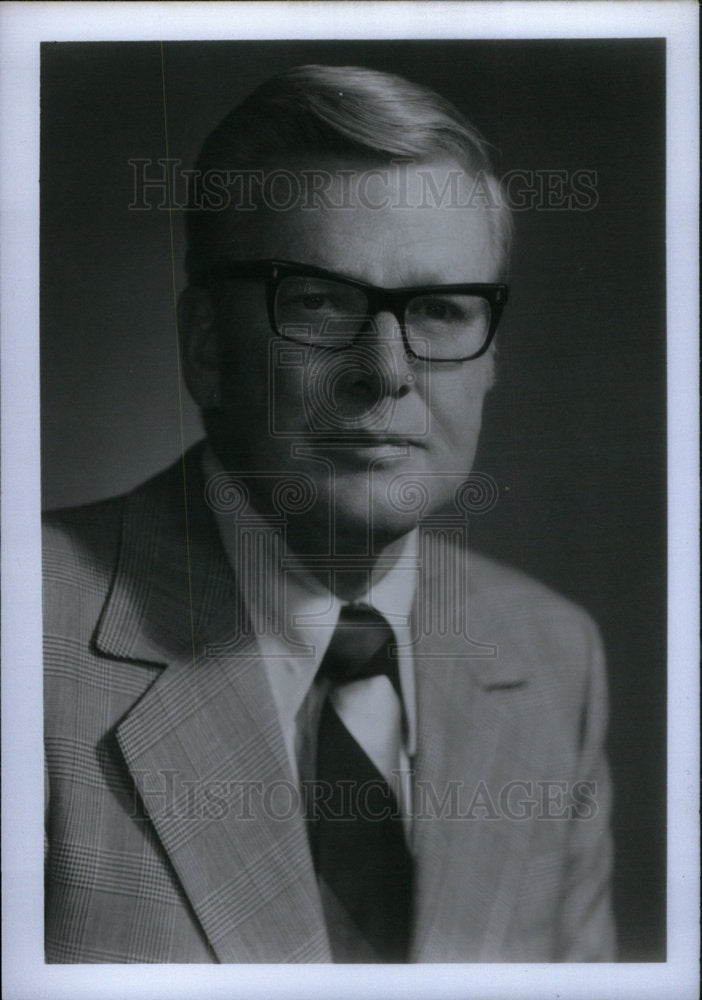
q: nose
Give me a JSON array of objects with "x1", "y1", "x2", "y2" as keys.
[
  {"x1": 308, "y1": 310, "x2": 412, "y2": 430},
  {"x1": 352, "y1": 309, "x2": 413, "y2": 399}
]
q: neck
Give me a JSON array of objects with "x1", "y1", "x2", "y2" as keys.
[
  {"x1": 203, "y1": 440, "x2": 416, "y2": 601},
  {"x1": 283, "y1": 516, "x2": 413, "y2": 601}
]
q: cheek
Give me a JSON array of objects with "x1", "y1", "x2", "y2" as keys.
[
  {"x1": 219, "y1": 331, "x2": 312, "y2": 437},
  {"x1": 425, "y1": 361, "x2": 493, "y2": 454}
]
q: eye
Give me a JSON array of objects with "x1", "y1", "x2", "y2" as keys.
[
  {"x1": 275, "y1": 275, "x2": 369, "y2": 326},
  {"x1": 409, "y1": 296, "x2": 466, "y2": 323},
  {"x1": 424, "y1": 300, "x2": 453, "y2": 319},
  {"x1": 299, "y1": 293, "x2": 329, "y2": 311},
  {"x1": 277, "y1": 282, "x2": 342, "y2": 313}
]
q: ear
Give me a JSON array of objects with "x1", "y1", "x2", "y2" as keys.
[{"x1": 178, "y1": 285, "x2": 221, "y2": 408}]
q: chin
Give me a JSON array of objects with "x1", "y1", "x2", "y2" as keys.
[{"x1": 336, "y1": 490, "x2": 420, "y2": 551}]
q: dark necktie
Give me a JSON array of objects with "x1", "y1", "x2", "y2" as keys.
[{"x1": 309, "y1": 604, "x2": 413, "y2": 963}]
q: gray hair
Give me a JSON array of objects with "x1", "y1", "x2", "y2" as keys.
[{"x1": 185, "y1": 64, "x2": 512, "y2": 278}]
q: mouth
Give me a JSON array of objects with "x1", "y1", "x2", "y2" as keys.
[
  {"x1": 334, "y1": 432, "x2": 424, "y2": 448},
  {"x1": 305, "y1": 427, "x2": 424, "y2": 445},
  {"x1": 351, "y1": 433, "x2": 417, "y2": 446},
  {"x1": 330, "y1": 434, "x2": 425, "y2": 465}
]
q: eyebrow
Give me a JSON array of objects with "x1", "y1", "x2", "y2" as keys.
[{"x1": 393, "y1": 266, "x2": 452, "y2": 287}]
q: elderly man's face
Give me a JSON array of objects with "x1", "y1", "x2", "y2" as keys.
[{"x1": 187, "y1": 158, "x2": 499, "y2": 552}]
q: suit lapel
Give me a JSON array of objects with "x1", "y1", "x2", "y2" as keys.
[
  {"x1": 409, "y1": 533, "x2": 536, "y2": 961},
  {"x1": 116, "y1": 625, "x2": 329, "y2": 962},
  {"x1": 99, "y1": 449, "x2": 330, "y2": 962}
]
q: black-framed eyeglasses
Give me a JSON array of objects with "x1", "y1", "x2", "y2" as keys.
[{"x1": 195, "y1": 259, "x2": 508, "y2": 362}]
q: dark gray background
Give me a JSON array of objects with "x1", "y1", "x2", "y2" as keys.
[{"x1": 41, "y1": 39, "x2": 666, "y2": 960}]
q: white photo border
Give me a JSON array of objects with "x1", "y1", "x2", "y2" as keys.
[{"x1": 1, "y1": 3, "x2": 698, "y2": 999}]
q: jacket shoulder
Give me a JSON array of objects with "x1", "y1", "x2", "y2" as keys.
[
  {"x1": 42, "y1": 447, "x2": 206, "y2": 637},
  {"x1": 43, "y1": 494, "x2": 125, "y2": 576},
  {"x1": 460, "y1": 547, "x2": 605, "y2": 684},
  {"x1": 41, "y1": 448, "x2": 196, "y2": 573},
  {"x1": 465, "y1": 548, "x2": 594, "y2": 625},
  {"x1": 42, "y1": 495, "x2": 128, "y2": 635}
]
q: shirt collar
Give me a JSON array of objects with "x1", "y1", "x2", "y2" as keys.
[{"x1": 202, "y1": 445, "x2": 418, "y2": 754}]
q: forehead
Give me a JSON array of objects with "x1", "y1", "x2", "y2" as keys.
[{"x1": 217, "y1": 157, "x2": 498, "y2": 285}]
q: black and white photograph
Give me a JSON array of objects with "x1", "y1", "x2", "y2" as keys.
[{"x1": 1, "y1": 3, "x2": 698, "y2": 999}]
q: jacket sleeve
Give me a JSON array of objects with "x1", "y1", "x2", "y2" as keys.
[{"x1": 556, "y1": 619, "x2": 617, "y2": 960}]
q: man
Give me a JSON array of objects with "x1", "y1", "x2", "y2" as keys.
[{"x1": 43, "y1": 65, "x2": 615, "y2": 962}]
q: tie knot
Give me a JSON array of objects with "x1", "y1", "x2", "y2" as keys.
[{"x1": 319, "y1": 604, "x2": 398, "y2": 687}]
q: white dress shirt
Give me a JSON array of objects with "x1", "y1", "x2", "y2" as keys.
[{"x1": 202, "y1": 448, "x2": 418, "y2": 821}]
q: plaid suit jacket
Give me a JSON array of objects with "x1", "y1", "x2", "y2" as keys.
[{"x1": 44, "y1": 445, "x2": 616, "y2": 963}]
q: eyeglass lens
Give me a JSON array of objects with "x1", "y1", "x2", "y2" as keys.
[{"x1": 273, "y1": 275, "x2": 491, "y2": 360}]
